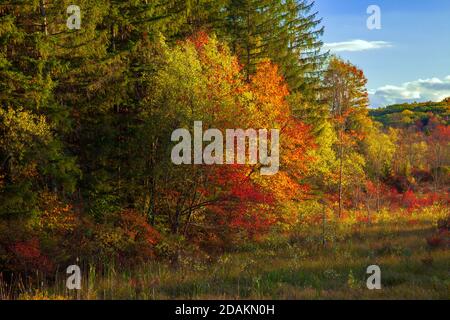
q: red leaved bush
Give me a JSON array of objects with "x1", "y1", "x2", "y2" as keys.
[
  {"x1": 401, "y1": 190, "x2": 446, "y2": 212},
  {"x1": 119, "y1": 210, "x2": 160, "y2": 246},
  {"x1": 10, "y1": 238, "x2": 40, "y2": 260},
  {"x1": 8, "y1": 238, "x2": 54, "y2": 274},
  {"x1": 205, "y1": 165, "x2": 277, "y2": 240}
]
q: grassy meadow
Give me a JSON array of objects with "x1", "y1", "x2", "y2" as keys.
[{"x1": 3, "y1": 205, "x2": 448, "y2": 300}]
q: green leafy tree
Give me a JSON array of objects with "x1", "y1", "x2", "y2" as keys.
[{"x1": 323, "y1": 57, "x2": 370, "y2": 216}]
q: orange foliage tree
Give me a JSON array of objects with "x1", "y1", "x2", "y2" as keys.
[{"x1": 159, "y1": 32, "x2": 315, "y2": 244}]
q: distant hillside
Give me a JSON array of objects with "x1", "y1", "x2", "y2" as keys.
[{"x1": 370, "y1": 99, "x2": 450, "y2": 128}]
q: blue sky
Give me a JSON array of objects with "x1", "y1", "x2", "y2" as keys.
[{"x1": 314, "y1": 0, "x2": 450, "y2": 107}]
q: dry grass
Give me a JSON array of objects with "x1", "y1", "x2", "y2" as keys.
[{"x1": 2, "y1": 205, "x2": 449, "y2": 300}]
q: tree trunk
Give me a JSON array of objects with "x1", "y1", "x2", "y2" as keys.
[
  {"x1": 39, "y1": 1, "x2": 48, "y2": 36},
  {"x1": 376, "y1": 178, "x2": 381, "y2": 213},
  {"x1": 322, "y1": 202, "x2": 327, "y2": 246},
  {"x1": 338, "y1": 129, "x2": 344, "y2": 218}
]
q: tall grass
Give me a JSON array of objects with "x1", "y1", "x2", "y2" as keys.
[{"x1": 1, "y1": 205, "x2": 448, "y2": 300}]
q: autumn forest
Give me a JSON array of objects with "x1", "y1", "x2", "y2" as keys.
[{"x1": 0, "y1": 1, "x2": 449, "y2": 300}]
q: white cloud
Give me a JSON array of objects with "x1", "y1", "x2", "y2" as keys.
[
  {"x1": 370, "y1": 76, "x2": 450, "y2": 107},
  {"x1": 323, "y1": 40, "x2": 392, "y2": 53}
]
